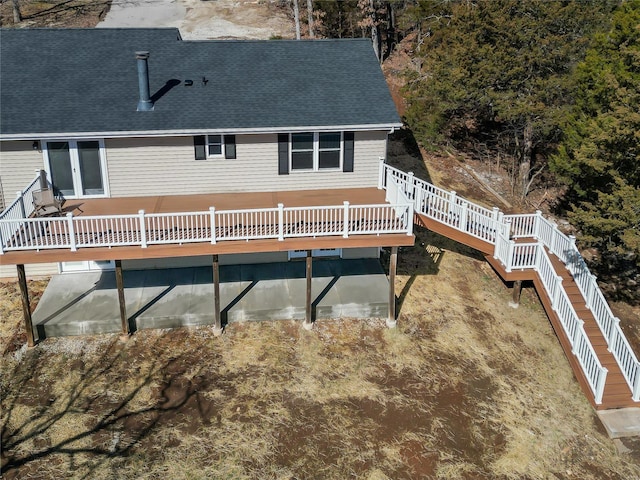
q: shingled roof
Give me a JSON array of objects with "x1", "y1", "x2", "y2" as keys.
[{"x1": 0, "y1": 28, "x2": 401, "y2": 139}]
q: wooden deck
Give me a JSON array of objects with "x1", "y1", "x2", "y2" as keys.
[
  {"x1": 417, "y1": 212, "x2": 638, "y2": 410},
  {"x1": 0, "y1": 187, "x2": 415, "y2": 266}
]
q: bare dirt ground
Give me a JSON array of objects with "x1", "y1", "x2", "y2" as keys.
[
  {"x1": 3, "y1": 226, "x2": 640, "y2": 478},
  {"x1": 2, "y1": 138, "x2": 640, "y2": 478},
  {"x1": 1, "y1": 0, "x2": 292, "y2": 38},
  {"x1": 0, "y1": 0, "x2": 110, "y2": 27}
]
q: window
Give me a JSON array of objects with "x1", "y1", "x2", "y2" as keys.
[
  {"x1": 208, "y1": 135, "x2": 223, "y2": 156},
  {"x1": 278, "y1": 131, "x2": 354, "y2": 175},
  {"x1": 318, "y1": 133, "x2": 341, "y2": 169},
  {"x1": 194, "y1": 135, "x2": 236, "y2": 160},
  {"x1": 290, "y1": 132, "x2": 343, "y2": 171},
  {"x1": 291, "y1": 133, "x2": 314, "y2": 170}
]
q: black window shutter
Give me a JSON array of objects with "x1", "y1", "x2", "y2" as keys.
[
  {"x1": 224, "y1": 135, "x2": 236, "y2": 159},
  {"x1": 343, "y1": 131, "x2": 354, "y2": 172},
  {"x1": 278, "y1": 134, "x2": 289, "y2": 175},
  {"x1": 194, "y1": 135, "x2": 206, "y2": 160}
]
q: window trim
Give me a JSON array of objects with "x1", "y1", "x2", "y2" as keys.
[
  {"x1": 289, "y1": 132, "x2": 344, "y2": 172},
  {"x1": 207, "y1": 134, "x2": 224, "y2": 158}
]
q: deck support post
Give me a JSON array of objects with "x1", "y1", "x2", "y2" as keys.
[
  {"x1": 387, "y1": 246, "x2": 398, "y2": 328},
  {"x1": 212, "y1": 254, "x2": 223, "y2": 336},
  {"x1": 303, "y1": 250, "x2": 313, "y2": 330},
  {"x1": 115, "y1": 260, "x2": 129, "y2": 339},
  {"x1": 17, "y1": 264, "x2": 35, "y2": 347},
  {"x1": 509, "y1": 280, "x2": 522, "y2": 309}
]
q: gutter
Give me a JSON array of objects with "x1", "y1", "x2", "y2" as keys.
[{"x1": 0, "y1": 123, "x2": 404, "y2": 141}]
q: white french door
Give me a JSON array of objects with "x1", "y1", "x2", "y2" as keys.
[{"x1": 44, "y1": 140, "x2": 108, "y2": 198}]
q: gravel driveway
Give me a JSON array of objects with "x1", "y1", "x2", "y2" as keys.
[{"x1": 98, "y1": 0, "x2": 292, "y2": 40}]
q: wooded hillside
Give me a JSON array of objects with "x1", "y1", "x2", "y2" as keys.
[{"x1": 289, "y1": 0, "x2": 638, "y2": 301}]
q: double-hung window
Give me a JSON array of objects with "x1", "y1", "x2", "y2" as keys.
[
  {"x1": 290, "y1": 132, "x2": 343, "y2": 171},
  {"x1": 207, "y1": 135, "x2": 224, "y2": 156}
]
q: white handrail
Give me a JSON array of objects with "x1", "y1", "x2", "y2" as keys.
[
  {"x1": 384, "y1": 162, "x2": 624, "y2": 403},
  {"x1": 0, "y1": 175, "x2": 41, "y2": 254},
  {"x1": 2, "y1": 164, "x2": 637, "y2": 403},
  {"x1": 0, "y1": 202, "x2": 413, "y2": 252}
]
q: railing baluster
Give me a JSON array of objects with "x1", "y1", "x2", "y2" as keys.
[{"x1": 343, "y1": 201, "x2": 349, "y2": 238}]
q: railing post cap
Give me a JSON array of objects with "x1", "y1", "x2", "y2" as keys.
[
  {"x1": 278, "y1": 203, "x2": 284, "y2": 207},
  {"x1": 138, "y1": 209, "x2": 145, "y2": 214},
  {"x1": 343, "y1": 200, "x2": 350, "y2": 205},
  {"x1": 536, "y1": 210, "x2": 542, "y2": 215},
  {"x1": 209, "y1": 206, "x2": 215, "y2": 211},
  {"x1": 493, "y1": 206, "x2": 500, "y2": 212},
  {"x1": 66, "y1": 211, "x2": 73, "y2": 218},
  {"x1": 408, "y1": 171, "x2": 414, "y2": 176}
]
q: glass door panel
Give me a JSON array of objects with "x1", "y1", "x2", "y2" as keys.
[
  {"x1": 47, "y1": 141, "x2": 74, "y2": 196},
  {"x1": 77, "y1": 141, "x2": 104, "y2": 195}
]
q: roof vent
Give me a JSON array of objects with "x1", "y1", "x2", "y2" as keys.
[
  {"x1": 184, "y1": 79, "x2": 193, "y2": 87},
  {"x1": 135, "y1": 51, "x2": 153, "y2": 112}
]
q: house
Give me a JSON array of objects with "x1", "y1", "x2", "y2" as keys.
[
  {"x1": 0, "y1": 28, "x2": 414, "y2": 334},
  {"x1": 2, "y1": 28, "x2": 640, "y2": 410}
]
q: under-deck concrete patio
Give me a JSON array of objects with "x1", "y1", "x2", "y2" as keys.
[{"x1": 32, "y1": 258, "x2": 390, "y2": 338}]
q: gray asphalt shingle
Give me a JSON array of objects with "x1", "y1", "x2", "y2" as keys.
[{"x1": 0, "y1": 28, "x2": 401, "y2": 136}]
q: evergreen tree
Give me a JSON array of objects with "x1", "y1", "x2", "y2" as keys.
[
  {"x1": 550, "y1": 0, "x2": 640, "y2": 292},
  {"x1": 403, "y1": 0, "x2": 612, "y2": 199}
]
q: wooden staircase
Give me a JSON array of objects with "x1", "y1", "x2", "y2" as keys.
[{"x1": 416, "y1": 212, "x2": 638, "y2": 410}]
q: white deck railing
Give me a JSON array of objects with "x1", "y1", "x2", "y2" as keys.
[
  {"x1": 0, "y1": 202, "x2": 413, "y2": 254},
  {"x1": 0, "y1": 175, "x2": 41, "y2": 251},
  {"x1": 2, "y1": 162, "x2": 637, "y2": 403},
  {"x1": 380, "y1": 161, "x2": 631, "y2": 404},
  {"x1": 503, "y1": 211, "x2": 640, "y2": 401}
]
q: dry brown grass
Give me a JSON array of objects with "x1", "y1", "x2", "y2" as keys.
[
  {"x1": 2, "y1": 233, "x2": 640, "y2": 479},
  {"x1": 0, "y1": 0, "x2": 109, "y2": 28},
  {"x1": 2, "y1": 135, "x2": 640, "y2": 478}
]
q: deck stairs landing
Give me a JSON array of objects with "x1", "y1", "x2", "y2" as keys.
[
  {"x1": 419, "y1": 213, "x2": 635, "y2": 410},
  {"x1": 383, "y1": 163, "x2": 640, "y2": 411}
]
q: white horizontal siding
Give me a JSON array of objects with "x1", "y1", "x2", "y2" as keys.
[
  {"x1": 0, "y1": 141, "x2": 44, "y2": 208},
  {"x1": 105, "y1": 131, "x2": 387, "y2": 197},
  {"x1": 0, "y1": 262, "x2": 58, "y2": 279}
]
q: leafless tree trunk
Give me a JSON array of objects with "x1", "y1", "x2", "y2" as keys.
[
  {"x1": 518, "y1": 120, "x2": 533, "y2": 200},
  {"x1": 370, "y1": 0, "x2": 380, "y2": 62},
  {"x1": 12, "y1": 0, "x2": 22, "y2": 23},
  {"x1": 293, "y1": 0, "x2": 301, "y2": 40},
  {"x1": 307, "y1": 0, "x2": 315, "y2": 38}
]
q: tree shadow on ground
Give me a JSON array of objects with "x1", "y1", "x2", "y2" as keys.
[
  {"x1": 386, "y1": 128, "x2": 433, "y2": 184},
  {"x1": 1, "y1": 331, "x2": 217, "y2": 479}
]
